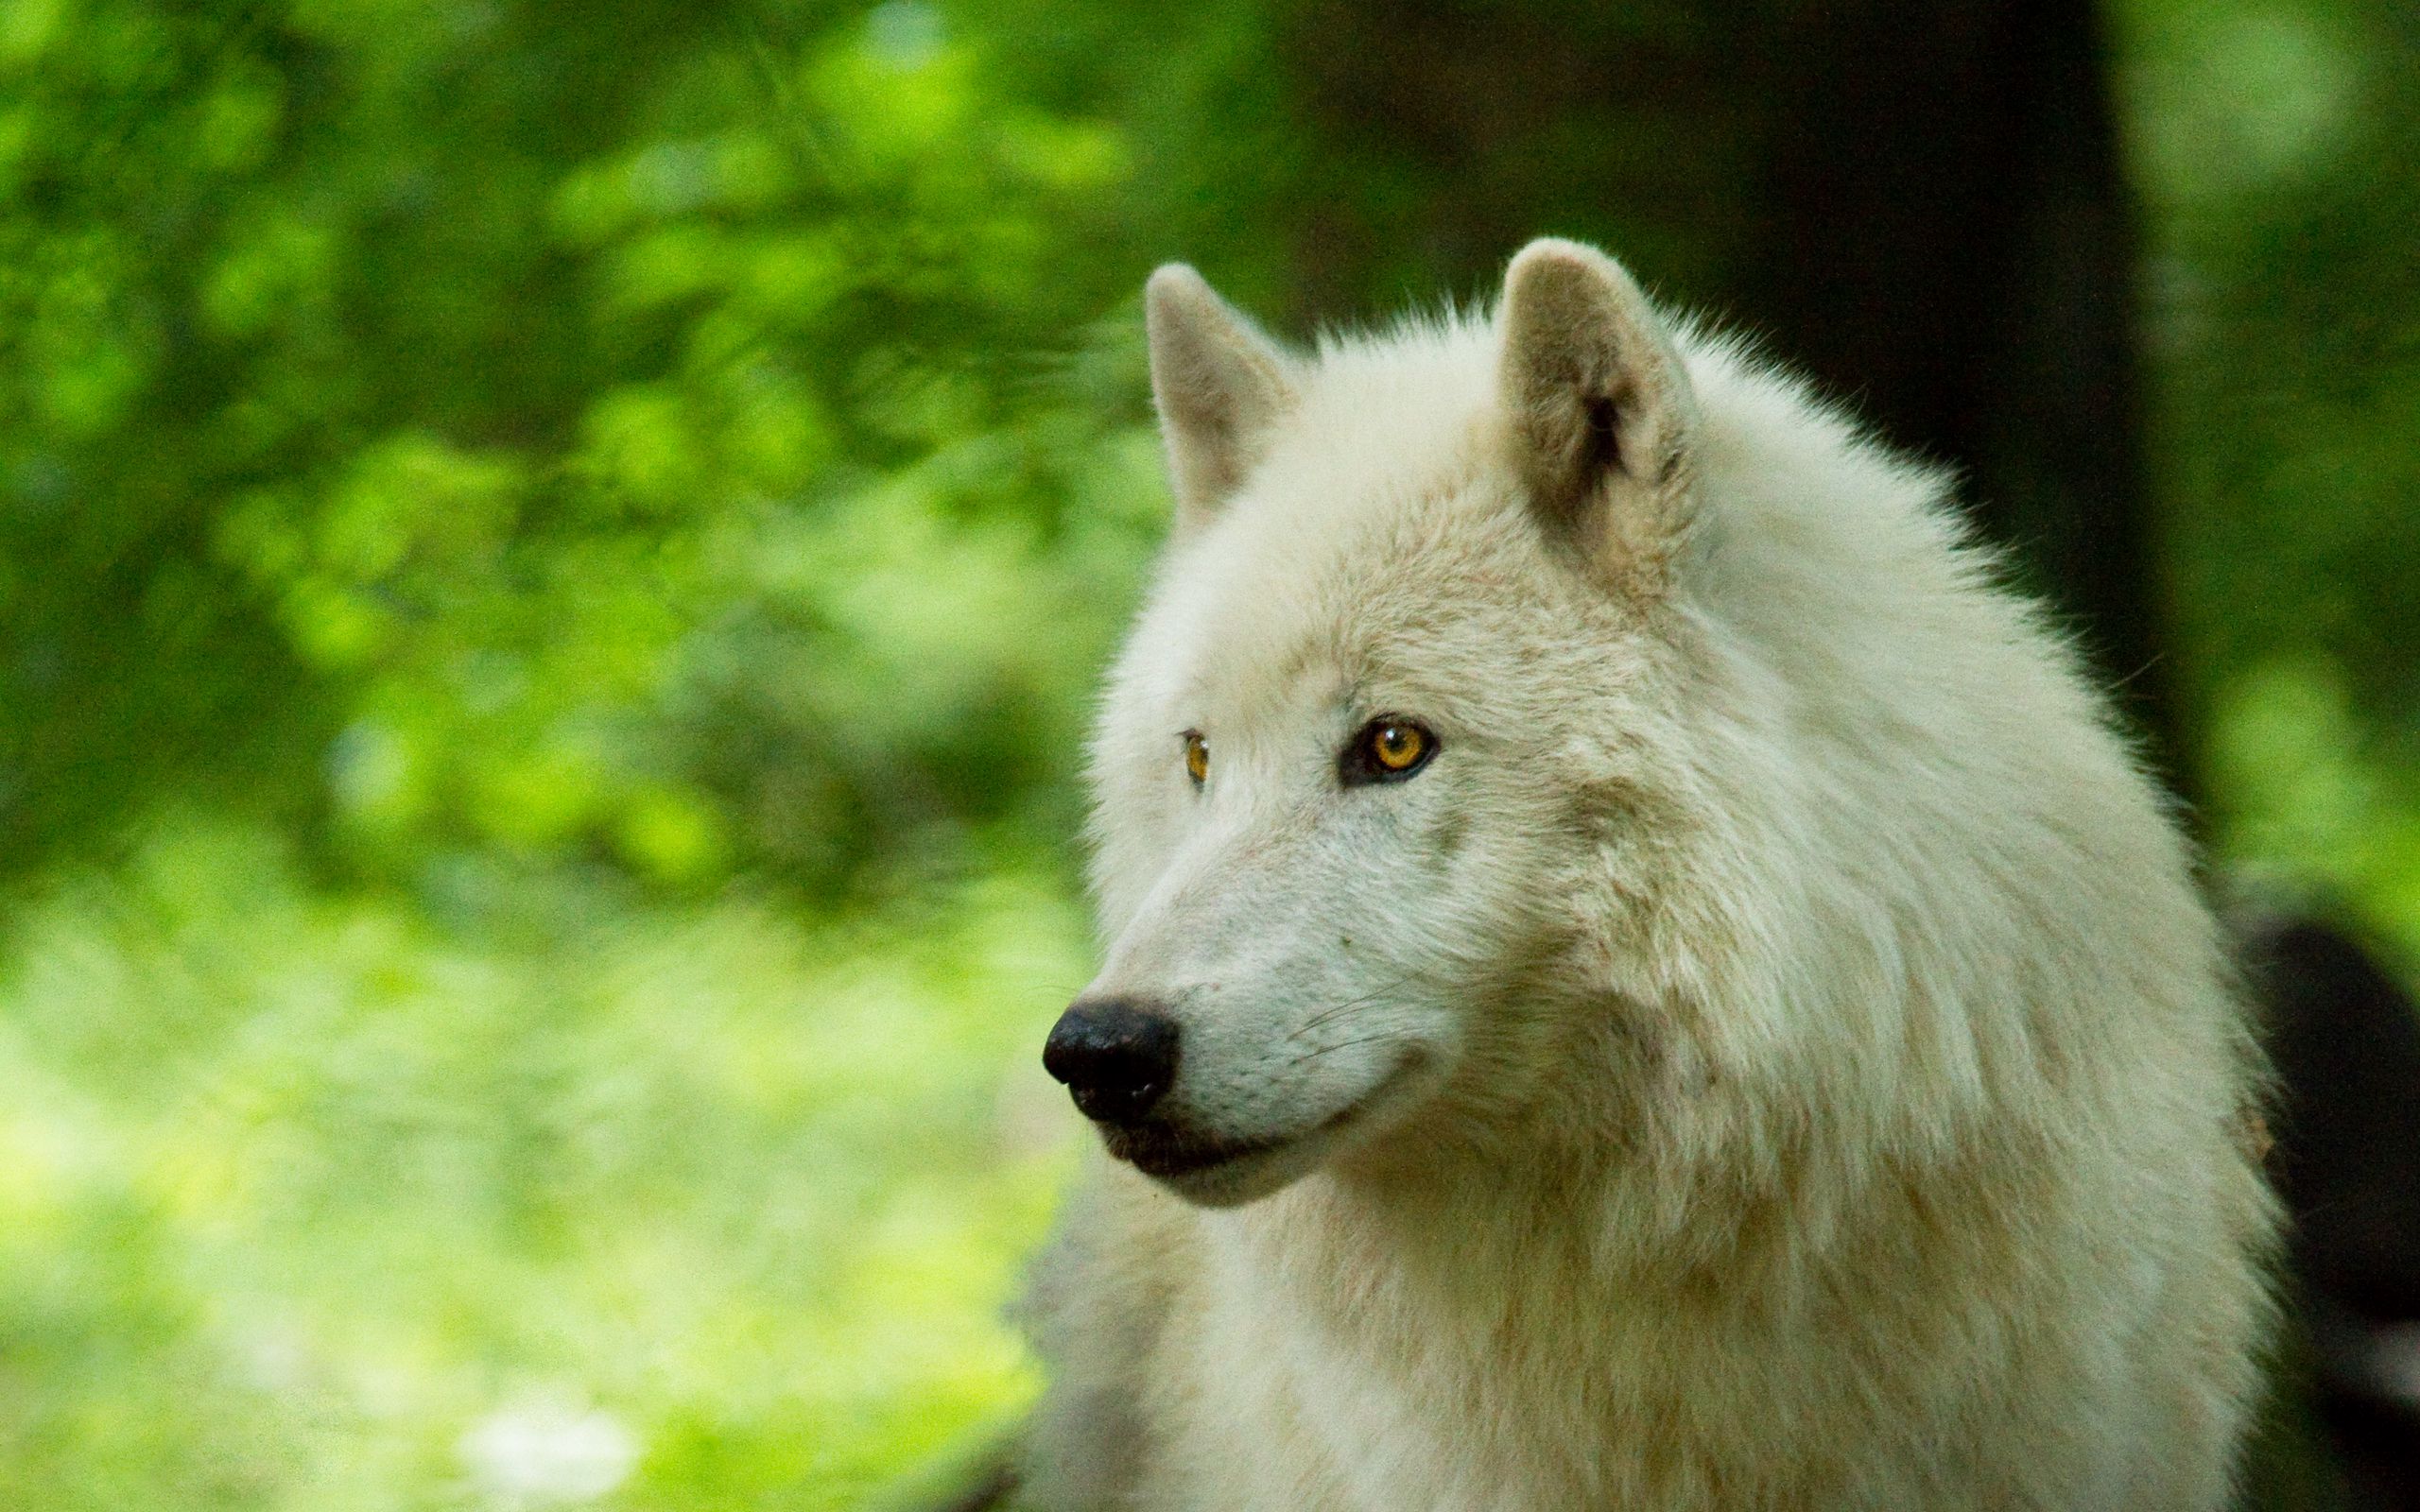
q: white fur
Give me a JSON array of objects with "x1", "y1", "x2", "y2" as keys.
[{"x1": 1021, "y1": 240, "x2": 2276, "y2": 1510}]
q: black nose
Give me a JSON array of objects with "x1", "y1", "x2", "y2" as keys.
[{"x1": 1044, "y1": 998, "x2": 1182, "y2": 1125}]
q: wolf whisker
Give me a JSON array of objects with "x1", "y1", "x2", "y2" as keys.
[{"x1": 1287, "y1": 972, "x2": 1420, "y2": 1042}]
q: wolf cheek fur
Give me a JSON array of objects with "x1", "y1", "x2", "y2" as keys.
[{"x1": 1023, "y1": 238, "x2": 2277, "y2": 1510}]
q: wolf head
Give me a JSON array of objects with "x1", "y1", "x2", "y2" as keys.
[{"x1": 1047, "y1": 238, "x2": 2193, "y2": 1214}]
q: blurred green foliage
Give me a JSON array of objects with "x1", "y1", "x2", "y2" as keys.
[
  {"x1": 0, "y1": 0, "x2": 1171, "y2": 891},
  {"x1": 0, "y1": 0, "x2": 2413, "y2": 1507},
  {"x1": 2118, "y1": 0, "x2": 2420, "y2": 924}
]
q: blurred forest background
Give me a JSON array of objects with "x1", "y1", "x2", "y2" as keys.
[{"x1": 1, "y1": 0, "x2": 2416, "y2": 1507}]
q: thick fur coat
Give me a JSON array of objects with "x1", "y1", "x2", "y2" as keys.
[{"x1": 1020, "y1": 240, "x2": 2276, "y2": 1509}]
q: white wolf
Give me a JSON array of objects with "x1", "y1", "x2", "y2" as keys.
[{"x1": 1020, "y1": 239, "x2": 2275, "y2": 1510}]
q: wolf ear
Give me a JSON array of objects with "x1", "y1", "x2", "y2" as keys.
[
  {"x1": 1146, "y1": 264, "x2": 1300, "y2": 531},
  {"x1": 1498, "y1": 239, "x2": 1698, "y2": 579}
]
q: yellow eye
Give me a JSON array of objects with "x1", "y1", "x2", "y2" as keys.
[
  {"x1": 1371, "y1": 721, "x2": 1426, "y2": 771},
  {"x1": 1346, "y1": 718, "x2": 1436, "y2": 783},
  {"x1": 1183, "y1": 730, "x2": 1209, "y2": 784}
]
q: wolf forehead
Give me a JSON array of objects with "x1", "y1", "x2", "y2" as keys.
[
  {"x1": 1128, "y1": 325, "x2": 1638, "y2": 717},
  {"x1": 1241, "y1": 318, "x2": 1509, "y2": 514},
  {"x1": 1127, "y1": 516, "x2": 1610, "y2": 750}
]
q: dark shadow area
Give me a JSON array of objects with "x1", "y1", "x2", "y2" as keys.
[{"x1": 2249, "y1": 917, "x2": 2420, "y2": 1509}]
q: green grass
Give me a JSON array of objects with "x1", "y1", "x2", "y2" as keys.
[{"x1": 0, "y1": 816, "x2": 1084, "y2": 1510}]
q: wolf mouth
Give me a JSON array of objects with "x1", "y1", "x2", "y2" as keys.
[
  {"x1": 1105, "y1": 1125, "x2": 1285, "y2": 1178},
  {"x1": 1102, "y1": 1055, "x2": 1426, "y2": 1180}
]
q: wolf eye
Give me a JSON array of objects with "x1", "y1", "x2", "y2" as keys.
[
  {"x1": 1182, "y1": 730, "x2": 1209, "y2": 784},
  {"x1": 1342, "y1": 718, "x2": 1436, "y2": 784}
]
